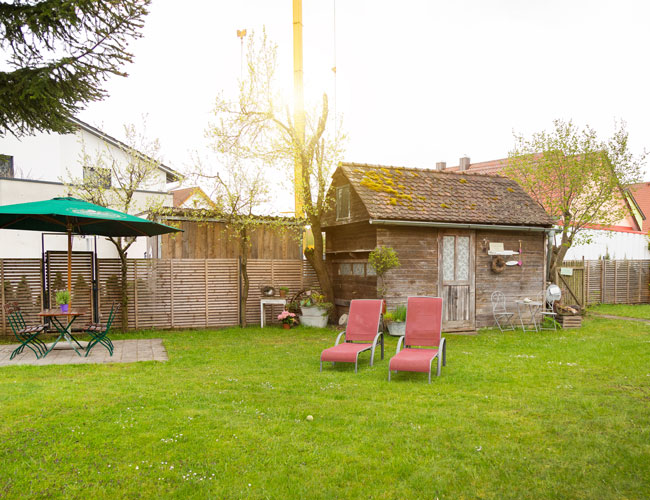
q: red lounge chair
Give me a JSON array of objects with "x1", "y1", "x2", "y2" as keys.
[
  {"x1": 388, "y1": 297, "x2": 446, "y2": 383},
  {"x1": 320, "y1": 299, "x2": 384, "y2": 373}
]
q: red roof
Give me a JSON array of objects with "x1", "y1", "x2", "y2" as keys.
[{"x1": 630, "y1": 182, "x2": 650, "y2": 232}]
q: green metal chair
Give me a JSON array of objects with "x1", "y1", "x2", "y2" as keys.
[
  {"x1": 84, "y1": 302, "x2": 119, "y2": 357},
  {"x1": 4, "y1": 302, "x2": 48, "y2": 360}
]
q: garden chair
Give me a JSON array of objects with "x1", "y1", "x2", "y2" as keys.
[
  {"x1": 84, "y1": 302, "x2": 119, "y2": 357},
  {"x1": 388, "y1": 297, "x2": 446, "y2": 383},
  {"x1": 491, "y1": 291, "x2": 515, "y2": 332},
  {"x1": 4, "y1": 302, "x2": 48, "y2": 360},
  {"x1": 537, "y1": 290, "x2": 558, "y2": 331},
  {"x1": 320, "y1": 299, "x2": 384, "y2": 373}
]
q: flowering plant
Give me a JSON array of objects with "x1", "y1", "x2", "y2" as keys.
[{"x1": 277, "y1": 310, "x2": 298, "y2": 326}]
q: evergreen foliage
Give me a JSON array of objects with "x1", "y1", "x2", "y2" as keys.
[{"x1": 0, "y1": 0, "x2": 150, "y2": 136}]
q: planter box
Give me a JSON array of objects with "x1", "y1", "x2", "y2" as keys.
[
  {"x1": 558, "y1": 314, "x2": 582, "y2": 329},
  {"x1": 386, "y1": 321, "x2": 405, "y2": 336},
  {"x1": 299, "y1": 306, "x2": 328, "y2": 328}
]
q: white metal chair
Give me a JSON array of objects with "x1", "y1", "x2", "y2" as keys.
[
  {"x1": 538, "y1": 289, "x2": 558, "y2": 331},
  {"x1": 491, "y1": 291, "x2": 515, "y2": 332}
]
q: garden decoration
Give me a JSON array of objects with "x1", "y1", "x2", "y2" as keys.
[
  {"x1": 277, "y1": 310, "x2": 297, "y2": 329},
  {"x1": 299, "y1": 290, "x2": 332, "y2": 328},
  {"x1": 55, "y1": 290, "x2": 71, "y2": 313},
  {"x1": 384, "y1": 304, "x2": 407, "y2": 336}
]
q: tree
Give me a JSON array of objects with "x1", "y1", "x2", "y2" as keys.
[
  {"x1": 0, "y1": 0, "x2": 150, "y2": 137},
  {"x1": 65, "y1": 121, "x2": 166, "y2": 331},
  {"x1": 505, "y1": 119, "x2": 645, "y2": 281},
  {"x1": 368, "y1": 246, "x2": 400, "y2": 298},
  {"x1": 206, "y1": 31, "x2": 344, "y2": 310},
  {"x1": 187, "y1": 155, "x2": 279, "y2": 328}
]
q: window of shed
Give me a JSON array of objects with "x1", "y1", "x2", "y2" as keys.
[
  {"x1": 336, "y1": 185, "x2": 350, "y2": 220},
  {"x1": 338, "y1": 263, "x2": 352, "y2": 275}
]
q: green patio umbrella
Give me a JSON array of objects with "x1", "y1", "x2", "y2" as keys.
[{"x1": 0, "y1": 196, "x2": 180, "y2": 301}]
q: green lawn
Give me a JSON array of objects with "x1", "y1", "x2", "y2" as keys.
[
  {"x1": 588, "y1": 303, "x2": 650, "y2": 320},
  {"x1": 1, "y1": 319, "x2": 649, "y2": 499}
]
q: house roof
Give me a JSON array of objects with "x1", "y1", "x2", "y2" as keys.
[
  {"x1": 69, "y1": 117, "x2": 180, "y2": 182},
  {"x1": 170, "y1": 186, "x2": 216, "y2": 208},
  {"x1": 630, "y1": 181, "x2": 650, "y2": 232},
  {"x1": 338, "y1": 163, "x2": 554, "y2": 227},
  {"x1": 445, "y1": 157, "x2": 508, "y2": 175}
]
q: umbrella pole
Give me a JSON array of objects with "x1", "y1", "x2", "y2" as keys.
[{"x1": 68, "y1": 227, "x2": 72, "y2": 315}]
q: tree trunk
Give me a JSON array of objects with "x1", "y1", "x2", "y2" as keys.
[
  {"x1": 117, "y1": 245, "x2": 129, "y2": 332},
  {"x1": 239, "y1": 229, "x2": 250, "y2": 328},
  {"x1": 305, "y1": 217, "x2": 335, "y2": 320}
]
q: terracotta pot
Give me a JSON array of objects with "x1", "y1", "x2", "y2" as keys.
[
  {"x1": 282, "y1": 323, "x2": 290, "y2": 329},
  {"x1": 279, "y1": 290, "x2": 287, "y2": 298}
]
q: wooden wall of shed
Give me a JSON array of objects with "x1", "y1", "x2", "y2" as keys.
[
  {"x1": 321, "y1": 169, "x2": 370, "y2": 227},
  {"x1": 325, "y1": 222, "x2": 378, "y2": 311},
  {"x1": 160, "y1": 220, "x2": 302, "y2": 260},
  {"x1": 376, "y1": 226, "x2": 439, "y2": 307},
  {"x1": 474, "y1": 230, "x2": 546, "y2": 327}
]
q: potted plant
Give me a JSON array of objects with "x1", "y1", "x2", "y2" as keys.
[
  {"x1": 384, "y1": 304, "x2": 407, "y2": 336},
  {"x1": 368, "y1": 246, "x2": 400, "y2": 302},
  {"x1": 299, "y1": 291, "x2": 332, "y2": 328},
  {"x1": 55, "y1": 290, "x2": 71, "y2": 313},
  {"x1": 278, "y1": 286, "x2": 290, "y2": 298},
  {"x1": 277, "y1": 310, "x2": 297, "y2": 329}
]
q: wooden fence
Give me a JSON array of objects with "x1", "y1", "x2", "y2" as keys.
[
  {"x1": 1, "y1": 257, "x2": 318, "y2": 336},
  {"x1": 559, "y1": 259, "x2": 650, "y2": 306}
]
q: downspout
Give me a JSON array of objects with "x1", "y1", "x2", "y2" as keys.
[{"x1": 546, "y1": 228, "x2": 556, "y2": 283}]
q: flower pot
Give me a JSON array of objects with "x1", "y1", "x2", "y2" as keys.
[
  {"x1": 60, "y1": 303, "x2": 69, "y2": 313},
  {"x1": 386, "y1": 321, "x2": 405, "y2": 336},
  {"x1": 279, "y1": 290, "x2": 287, "y2": 298},
  {"x1": 299, "y1": 305, "x2": 328, "y2": 328},
  {"x1": 282, "y1": 323, "x2": 291, "y2": 329}
]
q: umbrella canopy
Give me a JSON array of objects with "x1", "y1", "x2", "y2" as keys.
[
  {"x1": 0, "y1": 197, "x2": 180, "y2": 307},
  {"x1": 0, "y1": 197, "x2": 180, "y2": 236}
]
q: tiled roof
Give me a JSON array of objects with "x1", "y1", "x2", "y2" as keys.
[
  {"x1": 630, "y1": 182, "x2": 650, "y2": 232},
  {"x1": 445, "y1": 157, "x2": 509, "y2": 175},
  {"x1": 339, "y1": 163, "x2": 554, "y2": 227}
]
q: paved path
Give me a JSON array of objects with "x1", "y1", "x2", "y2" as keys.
[
  {"x1": 589, "y1": 313, "x2": 650, "y2": 325},
  {"x1": 0, "y1": 338, "x2": 168, "y2": 367}
]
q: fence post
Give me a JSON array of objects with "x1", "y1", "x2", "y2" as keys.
[
  {"x1": 170, "y1": 260, "x2": 175, "y2": 328},
  {"x1": 639, "y1": 262, "x2": 643, "y2": 303},
  {"x1": 601, "y1": 259, "x2": 606, "y2": 303},
  {"x1": 627, "y1": 260, "x2": 630, "y2": 304},
  {"x1": 204, "y1": 260, "x2": 209, "y2": 328},
  {"x1": 1, "y1": 260, "x2": 5, "y2": 336},
  {"x1": 134, "y1": 262, "x2": 138, "y2": 330},
  {"x1": 585, "y1": 261, "x2": 590, "y2": 306},
  {"x1": 614, "y1": 262, "x2": 618, "y2": 304}
]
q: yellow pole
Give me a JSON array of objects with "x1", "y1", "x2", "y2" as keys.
[{"x1": 293, "y1": 0, "x2": 305, "y2": 217}]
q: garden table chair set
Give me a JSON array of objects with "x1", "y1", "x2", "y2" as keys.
[
  {"x1": 4, "y1": 302, "x2": 119, "y2": 361},
  {"x1": 320, "y1": 296, "x2": 446, "y2": 383},
  {"x1": 491, "y1": 290, "x2": 559, "y2": 333}
]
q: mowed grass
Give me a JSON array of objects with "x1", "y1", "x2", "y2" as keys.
[
  {"x1": 588, "y1": 303, "x2": 650, "y2": 320},
  {"x1": 1, "y1": 318, "x2": 649, "y2": 499}
]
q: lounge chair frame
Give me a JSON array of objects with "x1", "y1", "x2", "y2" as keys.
[
  {"x1": 388, "y1": 335, "x2": 446, "y2": 383},
  {"x1": 320, "y1": 328, "x2": 384, "y2": 373}
]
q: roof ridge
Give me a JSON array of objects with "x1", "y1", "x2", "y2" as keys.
[{"x1": 340, "y1": 162, "x2": 511, "y2": 180}]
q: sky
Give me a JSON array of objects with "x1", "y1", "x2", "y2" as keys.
[{"x1": 79, "y1": 0, "x2": 650, "y2": 186}]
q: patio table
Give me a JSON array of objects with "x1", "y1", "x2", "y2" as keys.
[
  {"x1": 39, "y1": 309, "x2": 86, "y2": 357},
  {"x1": 515, "y1": 300, "x2": 542, "y2": 332}
]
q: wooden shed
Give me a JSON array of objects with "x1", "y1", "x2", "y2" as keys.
[{"x1": 321, "y1": 163, "x2": 555, "y2": 332}]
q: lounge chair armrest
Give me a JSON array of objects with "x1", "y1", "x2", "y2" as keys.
[
  {"x1": 371, "y1": 331, "x2": 383, "y2": 351},
  {"x1": 395, "y1": 335, "x2": 404, "y2": 355},
  {"x1": 334, "y1": 331, "x2": 345, "y2": 346}
]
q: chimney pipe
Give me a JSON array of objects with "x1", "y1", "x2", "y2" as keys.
[
  {"x1": 459, "y1": 156, "x2": 471, "y2": 171},
  {"x1": 435, "y1": 161, "x2": 446, "y2": 171}
]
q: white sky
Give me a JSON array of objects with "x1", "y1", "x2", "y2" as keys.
[{"x1": 79, "y1": 0, "x2": 650, "y2": 182}]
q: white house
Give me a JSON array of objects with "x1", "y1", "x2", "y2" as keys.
[{"x1": 0, "y1": 118, "x2": 178, "y2": 259}]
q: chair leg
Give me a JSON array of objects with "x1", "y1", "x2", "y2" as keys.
[
  {"x1": 320, "y1": 360, "x2": 322, "y2": 372},
  {"x1": 388, "y1": 369, "x2": 391, "y2": 381},
  {"x1": 437, "y1": 355, "x2": 442, "y2": 377}
]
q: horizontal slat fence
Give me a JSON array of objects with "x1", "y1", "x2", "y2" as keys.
[
  {"x1": 1, "y1": 258, "x2": 318, "y2": 336},
  {"x1": 561, "y1": 259, "x2": 649, "y2": 306}
]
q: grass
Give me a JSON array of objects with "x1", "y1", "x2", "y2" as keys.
[
  {"x1": 1, "y1": 318, "x2": 650, "y2": 499},
  {"x1": 588, "y1": 303, "x2": 650, "y2": 320}
]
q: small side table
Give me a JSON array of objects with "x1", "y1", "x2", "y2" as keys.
[
  {"x1": 515, "y1": 300, "x2": 542, "y2": 332},
  {"x1": 260, "y1": 298, "x2": 287, "y2": 327}
]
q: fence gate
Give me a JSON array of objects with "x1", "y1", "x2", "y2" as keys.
[
  {"x1": 45, "y1": 251, "x2": 96, "y2": 321},
  {"x1": 556, "y1": 262, "x2": 585, "y2": 307}
]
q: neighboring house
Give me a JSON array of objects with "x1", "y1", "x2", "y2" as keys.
[
  {"x1": 171, "y1": 186, "x2": 217, "y2": 210},
  {"x1": 630, "y1": 181, "x2": 650, "y2": 233},
  {"x1": 321, "y1": 163, "x2": 554, "y2": 332},
  {"x1": 445, "y1": 157, "x2": 650, "y2": 260},
  {"x1": 0, "y1": 118, "x2": 178, "y2": 259}
]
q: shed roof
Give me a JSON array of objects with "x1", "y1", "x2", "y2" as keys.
[{"x1": 337, "y1": 163, "x2": 554, "y2": 227}]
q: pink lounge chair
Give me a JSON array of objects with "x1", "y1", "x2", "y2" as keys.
[
  {"x1": 388, "y1": 297, "x2": 446, "y2": 383},
  {"x1": 320, "y1": 299, "x2": 384, "y2": 373}
]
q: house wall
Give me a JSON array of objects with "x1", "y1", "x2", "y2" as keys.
[
  {"x1": 321, "y1": 170, "x2": 370, "y2": 227},
  {"x1": 562, "y1": 228, "x2": 650, "y2": 260},
  {"x1": 160, "y1": 220, "x2": 302, "y2": 260},
  {"x1": 325, "y1": 223, "x2": 547, "y2": 329}
]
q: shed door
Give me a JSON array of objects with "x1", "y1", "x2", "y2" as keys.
[{"x1": 438, "y1": 231, "x2": 475, "y2": 331}]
